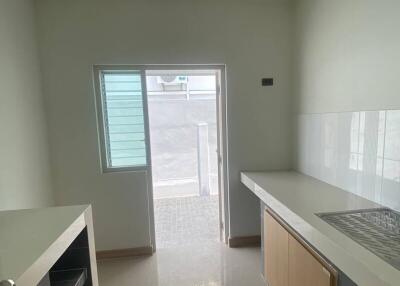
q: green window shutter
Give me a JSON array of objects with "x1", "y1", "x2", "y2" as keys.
[{"x1": 100, "y1": 71, "x2": 147, "y2": 168}]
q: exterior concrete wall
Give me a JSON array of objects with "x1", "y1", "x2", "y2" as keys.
[{"x1": 148, "y1": 95, "x2": 218, "y2": 198}]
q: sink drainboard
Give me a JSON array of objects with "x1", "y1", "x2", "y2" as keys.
[{"x1": 317, "y1": 208, "x2": 400, "y2": 270}]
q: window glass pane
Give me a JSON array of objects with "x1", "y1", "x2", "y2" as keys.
[{"x1": 102, "y1": 72, "x2": 147, "y2": 168}]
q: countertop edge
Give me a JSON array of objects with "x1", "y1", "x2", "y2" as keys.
[
  {"x1": 241, "y1": 171, "x2": 397, "y2": 286},
  {"x1": 12, "y1": 206, "x2": 90, "y2": 286}
]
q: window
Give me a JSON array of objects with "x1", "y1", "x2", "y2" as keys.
[{"x1": 94, "y1": 67, "x2": 149, "y2": 172}]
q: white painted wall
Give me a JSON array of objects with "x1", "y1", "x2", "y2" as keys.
[
  {"x1": 0, "y1": 0, "x2": 53, "y2": 210},
  {"x1": 294, "y1": 0, "x2": 400, "y2": 114},
  {"x1": 35, "y1": 0, "x2": 293, "y2": 250}
]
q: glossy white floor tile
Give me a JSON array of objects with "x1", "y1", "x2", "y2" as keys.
[
  {"x1": 296, "y1": 109, "x2": 400, "y2": 212},
  {"x1": 97, "y1": 242, "x2": 264, "y2": 286}
]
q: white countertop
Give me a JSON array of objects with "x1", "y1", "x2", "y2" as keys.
[
  {"x1": 241, "y1": 171, "x2": 400, "y2": 286},
  {"x1": 0, "y1": 205, "x2": 90, "y2": 284}
]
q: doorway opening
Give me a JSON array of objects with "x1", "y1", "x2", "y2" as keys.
[{"x1": 146, "y1": 68, "x2": 225, "y2": 249}]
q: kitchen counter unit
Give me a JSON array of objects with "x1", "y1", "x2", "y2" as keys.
[
  {"x1": 241, "y1": 171, "x2": 400, "y2": 286},
  {"x1": 0, "y1": 205, "x2": 98, "y2": 285}
]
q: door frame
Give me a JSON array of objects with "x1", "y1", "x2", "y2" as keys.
[
  {"x1": 145, "y1": 64, "x2": 229, "y2": 248},
  {"x1": 94, "y1": 64, "x2": 229, "y2": 249}
]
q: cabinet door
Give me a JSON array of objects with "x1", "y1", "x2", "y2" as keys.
[
  {"x1": 288, "y1": 235, "x2": 331, "y2": 286},
  {"x1": 264, "y1": 211, "x2": 289, "y2": 286}
]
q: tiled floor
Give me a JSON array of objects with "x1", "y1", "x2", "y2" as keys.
[
  {"x1": 154, "y1": 195, "x2": 220, "y2": 249},
  {"x1": 97, "y1": 195, "x2": 265, "y2": 286},
  {"x1": 97, "y1": 242, "x2": 265, "y2": 286}
]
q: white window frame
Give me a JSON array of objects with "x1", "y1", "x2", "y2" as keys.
[{"x1": 93, "y1": 65, "x2": 152, "y2": 173}]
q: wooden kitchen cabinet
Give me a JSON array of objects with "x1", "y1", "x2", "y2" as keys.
[
  {"x1": 264, "y1": 209, "x2": 336, "y2": 286},
  {"x1": 289, "y1": 235, "x2": 332, "y2": 286},
  {"x1": 264, "y1": 209, "x2": 289, "y2": 286}
]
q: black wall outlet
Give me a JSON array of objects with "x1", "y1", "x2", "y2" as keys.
[{"x1": 262, "y1": 78, "x2": 274, "y2": 86}]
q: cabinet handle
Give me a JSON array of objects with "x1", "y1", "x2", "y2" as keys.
[{"x1": 322, "y1": 267, "x2": 331, "y2": 277}]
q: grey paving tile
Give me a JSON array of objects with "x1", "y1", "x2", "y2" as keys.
[{"x1": 154, "y1": 195, "x2": 220, "y2": 249}]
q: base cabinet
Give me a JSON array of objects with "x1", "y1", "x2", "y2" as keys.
[
  {"x1": 264, "y1": 211, "x2": 289, "y2": 286},
  {"x1": 289, "y1": 235, "x2": 332, "y2": 286},
  {"x1": 264, "y1": 209, "x2": 336, "y2": 286}
]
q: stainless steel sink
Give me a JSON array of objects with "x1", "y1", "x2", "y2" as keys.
[{"x1": 317, "y1": 208, "x2": 400, "y2": 270}]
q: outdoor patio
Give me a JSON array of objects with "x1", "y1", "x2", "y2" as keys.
[
  {"x1": 147, "y1": 74, "x2": 220, "y2": 248},
  {"x1": 154, "y1": 195, "x2": 220, "y2": 249}
]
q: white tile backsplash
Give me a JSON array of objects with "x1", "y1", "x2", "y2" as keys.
[{"x1": 296, "y1": 110, "x2": 400, "y2": 212}]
